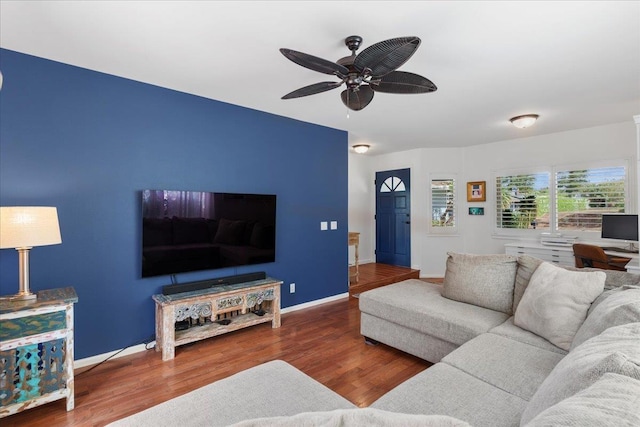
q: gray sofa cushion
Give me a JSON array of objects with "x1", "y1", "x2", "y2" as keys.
[
  {"x1": 441, "y1": 333, "x2": 565, "y2": 400},
  {"x1": 489, "y1": 317, "x2": 567, "y2": 355},
  {"x1": 520, "y1": 322, "x2": 640, "y2": 425},
  {"x1": 231, "y1": 408, "x2": 472, "y2": 427},
  {"x1": 372, "y1": 363, "x2": 527, "y2": 427},
  {"x1": 514, "y1": 262, "x2": 605, "y2": 351},
  {"x1": 359, "y1": 280, "x2": 509, "y2": 346},
  {"x1": 361, "y1": 312, "x2": 458, "y2": 362},
  {"x1": 524, "y1": 373, "x2": 640, "y2": 427},
  {"x1": 442, "y1": 252, "x2": 518, "y2": 314},
  {"x1": 513, "y1": 256, "x2": 640, "y2": 314},
  {"x1": 571, "y1": 287, "x2": 640, "y2": 350},
  {"x1": 106, "y1": 360, "x2": 355, "y2": 427},
  {"x1": 513, "y1": 255, "x2": 543, "y2": 313}
]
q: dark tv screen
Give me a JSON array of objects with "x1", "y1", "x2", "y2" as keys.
[
  {"x1": 142, "y1": 190, "x2": 276, "y2": 278},
  {"x1": 601, "y1": 214, "x2": 638, "y2": 242}
]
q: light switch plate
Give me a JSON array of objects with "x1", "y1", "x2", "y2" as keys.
[
  {"x1": 320, "y1": 221, "x2": 328, "y2": 230},
  {"x1": 330, "y1": 221, "x2": 337, "y2": 230}
]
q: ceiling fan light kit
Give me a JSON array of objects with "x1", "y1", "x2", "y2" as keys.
[
  {"x1": 352, "y1": 144, "x2": 370, "y2": 154},
  {"x1": 280, "y1": 35, "x2": 437, "y2": 111},
  {"x1": 510, "y1": 114, "x2": 539, "y2": 129}
]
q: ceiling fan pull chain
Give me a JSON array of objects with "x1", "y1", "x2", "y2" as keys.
[{"x1": 346, "y1": 90, "x2": 350, "y2": 119}]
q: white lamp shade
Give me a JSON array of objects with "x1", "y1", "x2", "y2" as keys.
[{"x1": 0, "y1": 206, "x2": 62, "y2": 249}]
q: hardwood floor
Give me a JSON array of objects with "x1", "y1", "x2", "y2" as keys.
[
  {"x1": 5, "y1": 268, "x2": 431, "y2": 427},
  {"x1": 349, "y1": 262, "x2": 420, "y2": 296}
]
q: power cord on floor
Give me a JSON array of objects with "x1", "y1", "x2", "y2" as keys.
[{"x1": 76, "y1": 334, "x2": 155, "y2": 376}]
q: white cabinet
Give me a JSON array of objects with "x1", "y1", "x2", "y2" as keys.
[{"x1": 505, "y1": 242, "x2": 575, "y2": 267}]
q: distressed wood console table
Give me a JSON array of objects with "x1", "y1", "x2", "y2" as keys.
[
  {"x1": 0, "y1": 287, "x2": 77, "y2": 418},
  {"x1": 153, "y1": 278, "x2": 282, "y2": 361}
]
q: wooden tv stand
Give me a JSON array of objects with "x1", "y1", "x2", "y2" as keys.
[{"x1": 153, "y1": 278, "x2": 282, "y2": 361}]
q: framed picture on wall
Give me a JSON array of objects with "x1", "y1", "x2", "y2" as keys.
[
  {"x1": 469, "y1": 207, "x2": 485, "y2": 215},
  {"x1": 467, "y1": 181, "x2": 486, "y2": 202}
]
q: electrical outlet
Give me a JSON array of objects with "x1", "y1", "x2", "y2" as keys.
[{"x1": 290, "y1": 283, "x2": 296, "y2": 293}]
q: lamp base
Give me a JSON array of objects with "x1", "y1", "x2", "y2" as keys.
[{"x1": 0, "y1": 292, "x2": 37, "y2": 302}]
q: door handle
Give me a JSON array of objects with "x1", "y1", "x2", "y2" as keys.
[{"x1": 405, "y1": 221, "x2": 411, "y2": 224}]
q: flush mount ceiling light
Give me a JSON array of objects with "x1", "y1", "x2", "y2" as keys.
[
  {"x1": 353, "y1": 144, "x2": 370, "y2": 154},
  {"x1": 510, "y1": 114, "x2": 539, "y2": 129}
]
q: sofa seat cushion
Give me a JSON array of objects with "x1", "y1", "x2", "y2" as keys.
[
  {"x1": 106, "y1": 360, "x2": 355, "y2": 427},
  {"x1": 371, "y1": 363, "x2": 527, "y2": 427},
  {"x1": 489, "y1": 317, "x2": 567, "y2": 355},
  {"x1": 520, "y1": 322, "x2": 640, "y2": 425},
  {"x1": 441, "y1": 333, "x2": 565, "y2": 400},
  {"x1": 231, "y1": 408, "x2": 472, "y2": 427},
  {"x1": 525, "y1": 373, "x2": 640, "y2": 427},
  {"x1": 359, "y1": 280, "x2": 509, "y2": 346}
]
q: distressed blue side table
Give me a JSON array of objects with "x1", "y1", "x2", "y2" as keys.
[{"x1": 0, "y1": 287, "x2": 78, "y2": 418}]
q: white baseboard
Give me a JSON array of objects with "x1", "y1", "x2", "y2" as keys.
[
  {"x1": 74, "y1": 292, "x2": 350, "y2": 369},
  {"x1": 281, "y1": 292, "x2": 349, "y2": 314},
  {"x1": 75, "y1": 343, "x2": 155, "y2": 369}
]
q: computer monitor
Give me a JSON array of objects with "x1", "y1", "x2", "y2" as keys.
[{"x1": 601, "y1": 214, "x2": 638, "y2": 250}]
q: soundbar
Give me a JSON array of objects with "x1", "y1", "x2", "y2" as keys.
[{"x1": 162, "y1": 271, "x2": 267, "y2": 295}]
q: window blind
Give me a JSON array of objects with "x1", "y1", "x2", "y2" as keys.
[{"x1": 431, "y1": 179, "x2": 456, "y2": 227}]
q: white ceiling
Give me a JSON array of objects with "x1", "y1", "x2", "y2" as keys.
[{"x1": 1, "y1": 1, "x2": 639, "y2": 155}]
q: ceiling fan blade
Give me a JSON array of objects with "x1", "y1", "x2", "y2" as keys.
[
  {"x1": 282, "y1": 81, "x2": 344, "y2": 99},
  {"x1": 341, "y1": 86, "x2": 375, "y2": 111},
  {"x1": 354, "y1": 37, "x2": 421, "y2": 78},
  {"x1": 370, "y1": 71, "x2": 437, "y2": 94},
  {"x1": 280, "y1": 48, "x2": 349, "y2": 76}
]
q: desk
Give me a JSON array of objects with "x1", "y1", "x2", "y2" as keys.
[
  {"x1": 349, "y1": 232, "x2": 360, "y2": 283},
  {"x1": 505, "y1": 242, "x2": 639, "y2": 270}
]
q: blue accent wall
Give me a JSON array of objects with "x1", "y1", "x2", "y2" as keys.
[{"x1": 0, "y1": 49, "x2": 348, "y2": 359}]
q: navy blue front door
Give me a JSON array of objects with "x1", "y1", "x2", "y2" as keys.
[{"x1": 375, "y1": 168, "x2": 411, "y2": 267}]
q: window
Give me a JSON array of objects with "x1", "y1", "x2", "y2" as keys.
[
  {"x1": 380, "y1": 176, "x2": 406, "y2": 193},
  {"x1": 555, "y1": 166, "x2": 626, "y2": 231},
  {"x1": 431, "y1": 178, "x2": 456, "y2": 228},
  {"x1": 495, "y1": 162, "x2": 628, "y2": 234},
  {"x1": 496, "y1": 172, "x2": 550, "y2": 230}
]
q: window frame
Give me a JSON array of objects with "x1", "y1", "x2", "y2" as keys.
[
  {"x1": 429, "y1": 174, "x2": 458, "y2": 235},
  {"x1": 492, "y1": 159, "x2": 632, "y2": 239}
]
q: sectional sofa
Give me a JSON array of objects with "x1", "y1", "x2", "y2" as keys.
[{"x1": 108, "y1": 253, "x2": 640, "y2": 426}]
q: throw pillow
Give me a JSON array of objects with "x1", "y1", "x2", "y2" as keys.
[
  {"x1": 519, "y1": 322, "x2": 640, "y2": 425},
  {"x1": 513, "y1": 255, "x2": 544, "y2": 313},
  {"x1": 442, "y1": 252, "x2": 518, "y2": 314},
  {"x1": 513, "y1": 261, "x2": 605, "y2": 350},
  {"x1": 525, "y1": 373, "x2": 640, "y2": 427},
  {"x1": 570, "y1": 287, "x2": 640, "y2": 350}
]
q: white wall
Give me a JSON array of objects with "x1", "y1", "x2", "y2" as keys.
[
  {"x1": 348, "y1": 152, "x2": 373, "y2": 265},
  {"x1": 348, "y1": 120, "x2": 638, "y2": 277}
]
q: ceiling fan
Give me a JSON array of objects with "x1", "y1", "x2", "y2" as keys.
[{"x1": 279, "y1": 35, "x2": 437, "y2": 111}]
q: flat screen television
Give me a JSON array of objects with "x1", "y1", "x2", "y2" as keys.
[
  {"x1": 601, "y1": 214, "x2": 638, "y2": 249},
  {"x1": 142, "y1": 190, "x2": 276, "y2": 278}
]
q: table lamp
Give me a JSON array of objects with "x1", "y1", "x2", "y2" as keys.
[{"x1": 0, "y1": 206, "x2": 62, "y2": 301}]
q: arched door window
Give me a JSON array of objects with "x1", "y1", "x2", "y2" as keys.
[{"x1": 380, "y1": 176, "x2": 406, "y2": 193}]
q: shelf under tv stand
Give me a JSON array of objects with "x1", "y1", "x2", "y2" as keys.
[{"x1": 153, "y1": 278, "x2": 282, "y2": 361}]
